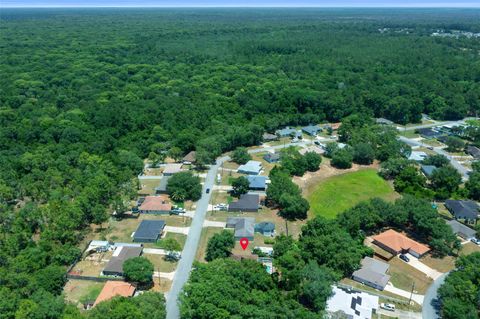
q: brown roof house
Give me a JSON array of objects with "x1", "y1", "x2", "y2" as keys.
[
  {"x1": 93, "y1": 281, "x2": 136, "y2": 307},
  {"x1": 182, "y1": 151, "x2": 196, "y2": 164},
  {"x1": 138, "y1": 195, "x2": 172, "y2": 214},
  {"x1": 372, "y1": 229, "x2": 430, "y2": 258}
]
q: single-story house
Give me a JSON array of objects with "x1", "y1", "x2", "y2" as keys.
[
  {"x1": 421, "y1": 165, "x2": 437, "y2": 178},
  {"x1": 263, "y1": 152, "x2": 280, "y2": 163},
  {"x1": 326, "y1": 286, "x2": 379, "y2": 319},
  {"x1": 446, "y1": 220, "x2": 476, "y2": 240},
  {"x1": 445, "y1": 199, "x2": 479, "y2": 222},
  {"x1": 154, "y1": 175, "x2": 171, "y2": 194},
  {"x1": 237, "y1": 160, "x2": 262, "y2": 175},
  {"x1": 302, "y1": 125, "x2": 322, "y2": 136},
  {"x1": 102, "y1": 246, "x2": 143, "y2": 277},
  {"x1": 417, "y1": 128, "x2": 442, "y2": 139},
  {"x1": 376, "y1": 118, "x2": 393, "y2": 125},
  {"x1": 247, "y1": 175, "x2": 268, "y2": 191},
  {"x1": 182, "y1": 151, "x2": 196, "y2": 164},
  {"x1": 275, "y1": 127, "x2": 297, "y2": 137},
  {"x1": 352, "y1": 257, "x2": 391, "y2": 291},
  {"x1": 262, "y1": 132, "x2": 278, "y2": 142},
  {"x1": 372, "y1": 229, "x2": 430, "y2": 258},
  {"x1": 228, "y1": 194, "x2": 260, "y2": 212},
  {"x1": 254, "y1": 222, "x2": 275, "y2": 236},
  {"x1": 226, "y1": 217, "x2": 255, "y2": 240},
  {"x1": 467, "y1": 146, "x2": 480, "y2": 159},
  {"x1": 163, "y1": 163, "x2": 183, "y2": 176},
  {"x1": 408, "y1": 151, "x2": 428, "y2": 162},
  {"x1": 133, "y1": 220, "x2": 166, "y2": 243},
  {"x1": 93, "y1": 281, "x2": 136, "y2": 307},
  {"x1": 138, "y1": 195, "x2": 172, "y2": 214}
]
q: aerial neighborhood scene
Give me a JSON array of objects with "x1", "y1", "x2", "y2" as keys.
[{"x1": 1, "y1": 2, "x2": 480, "y2": 319}]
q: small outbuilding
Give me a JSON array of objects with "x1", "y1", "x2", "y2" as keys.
[
  {"x1": 133, "y1": 220, "x2": 165, "y2": 243},
  {"x1": 228, "y1": 194, "x2": 260, "y2": 212},
  {"x1": 237, "y1": 160, "x2": 262, "y2": 175},
  {"x1": 254, "y1": 222, "x2": 275, "y2": 236}
]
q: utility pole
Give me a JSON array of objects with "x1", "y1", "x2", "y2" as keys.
[{"x1": 409, "y1": 281, "x2": 415, "y2": 304}]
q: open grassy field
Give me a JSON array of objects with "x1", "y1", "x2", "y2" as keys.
[{"x1": 307, "y1": 169, "x2": 398, "y2": 219}]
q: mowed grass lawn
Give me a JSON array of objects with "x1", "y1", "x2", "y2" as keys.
[{"x1": 308, "y1": 169, "x2": 398, "y2": 218}]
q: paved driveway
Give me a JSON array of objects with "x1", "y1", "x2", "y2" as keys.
[
  {"x1": 143, "y1": 248, "x2": 167, "y2": 255},
  {"x1": 164, "y1": 226, "x2": 190, "y2": 235},
  {"x1": 203, "y1": 220, "x2": 226, "y2": 228},
  {"x1": 384, "y1": 282, "x2": 424, "y2": 305},
  {"x1": 401, "y1": 254, "x2": 443, "y2": 280},
  {"x1": 154, "y1": 271, "x2": 176, "y2": 280}
]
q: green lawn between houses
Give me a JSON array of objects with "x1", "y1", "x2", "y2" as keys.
[{"x1": 307, "y1": 169, "x2": 398, "y2": 219}]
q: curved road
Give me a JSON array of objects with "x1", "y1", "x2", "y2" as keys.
[{"x1": 422, "y1": 272, "x2": 449, "y2": 319}]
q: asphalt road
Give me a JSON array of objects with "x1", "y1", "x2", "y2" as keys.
[
  {"x1": 165, "y1": 155, "x2": 230, "y2": 319},
  {"x1": 165, "y1": 139, "x2": 316, "y2": 319},
  {"x1": 398, "y1": 136, "x2": 469, "y2": 180},
  {"x1": 422, "y1": 272, "x2": 449, "y2": 319},
  {"x1": 399, "y1": 120, "x2": 464, "y2": 131}
]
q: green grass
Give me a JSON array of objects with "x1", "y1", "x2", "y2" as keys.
[{"x1": 307, "y1": 169, "x2": 398, "y2": 218}]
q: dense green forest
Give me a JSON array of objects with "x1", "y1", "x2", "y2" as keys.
[{"x1": 1, "y1": 8, "x2": 480, "y2": 318}]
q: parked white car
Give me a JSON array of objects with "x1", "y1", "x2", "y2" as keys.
[
  {"x1": 380, "y1": 303, "x2": 396, "y2": 312},
  {"x1": 471, "y1": 238, "x2": 480, "y2": 245}
]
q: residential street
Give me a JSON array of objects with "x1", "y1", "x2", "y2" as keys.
[
  {"x1": 398, "y1": 136, "x2": 469, "y2": 180},
  {"x1": 384, "y1": 282, "x2": 424, "y2": 305},
  {"x1": 422, "y1": 272, "x2": 449, "y2": 319},
  {"x1": 165, "y1": 155, "x2": 230, "y2": 319}
]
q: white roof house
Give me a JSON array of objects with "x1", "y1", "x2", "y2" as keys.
[
  {"x1": 408, "y1": 151, "x2": 428, "y2": 162},
  {"x1": 237, "y1": 160, "x2": 262, "y2": 175},
  {"x1": 326, "y1": 286, "x2": 379, "y2": 319},
  {"x1": 163, "y1": 163, "x2": 183, "y2": 175}
]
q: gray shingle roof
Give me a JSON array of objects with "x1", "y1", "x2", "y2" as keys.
[
  {"x1": 445, "y1": 200, "x2": 479, "y2": 220},
  {"x1": 352, "y1": 257, "x2": 390, "y2": 290},
  {"x1": 133, "y1": 220, "x2": 165, "y2": 241},
  {"x1": 226, "y1": 217, "x2": 255, "y2": 239},
  {"x1": 276, "y1": 127, "x2": 296, "y2": 137},
  {"x1": 237, "y1": 161, "x2": 262, "y2": 175},
  {"x1": 446, "y1": 220, "x2": 476, "y2": 239},
  {"x1": 255, "y1": 222, "x2": 275, "y2": 233},
  {"x1": 247, "y1": 176, "x2": 267, "y2": 189},
  {"x1": 228, "y1": 194, "x2": 260, "y2": 212},
  {"x1": 302, "y1": 125, "x2": 321, "y2": 135},
  {"x1": 263, "y1": 152, "x2": 281, "y2": 163},
  {"x1": 103, "y1": 246, "x2": 143, "y2": 275}
]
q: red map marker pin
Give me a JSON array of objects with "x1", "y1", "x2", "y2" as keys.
[{"x1": 240, "y1": 237, "x2": 249, "y2": 250}]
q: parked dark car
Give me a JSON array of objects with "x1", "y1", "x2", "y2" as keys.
[
  {"x1": 206, "y1": 188, "x2": 210, "y2": 194},
  {"x1": 399, "y1": 254, "x2": 410, "y2": 262}
]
